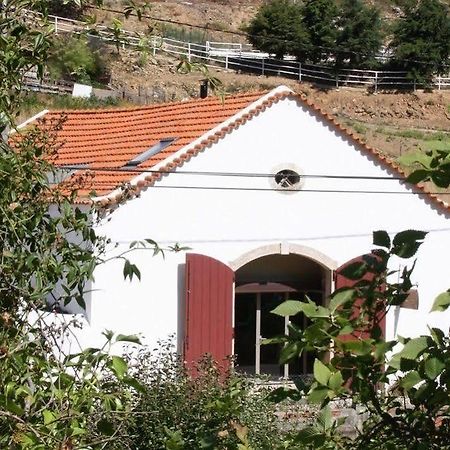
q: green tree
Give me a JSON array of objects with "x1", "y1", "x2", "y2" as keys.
[
  {"x1": 0, "y1": 1, "x2": 150, "y2": 447},
  {"x1": 246, "y1": 0, "x2": 309, "y2": 60},
  {"x1": 301, "y1": 0, "x2": 339, "y2": 63},
  {"x1": 390, "y1": 0, "x2": 450, "y2": 84},
  {"x1": 335, "y1": 0, "x2": 383, "y2": 68}
]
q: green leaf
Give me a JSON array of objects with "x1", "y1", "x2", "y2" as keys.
[
  {"x1": 406, "y1": 169, "x2": 430, "y2": 184},
  {"x1": 123, "y1": 376, "x2": 146, "y2": 393},
  {"x1": 424, "y1": 357, "x2": 445, "y2": 380},
  {"x1": 400, "y1": 370, "x2": 422, "y2": 390},
  {"x1": 308, "y1": 386, "x2": 331, "y2": 404},
  {"x1": 397, "y1": 336, "x2": 429, "y2": 360},
  {"x1": 373, "y1": 230, "x2": 391, "y2": 248},
  {"x1": 6, "y1": 400, "x2": 24, "y2": 415},
  {"x1": 261, "y1": 336, "x2": 286, "y2": 345},
  {"x1": 42, "y1": 410, "x2": 56, "y2": 425},
  {"x1": 279, "y1": 341, "x2": 303, "y2": 364},
  {"x1": 116, "y1": 334, "x2": 142, "y2": 345},
  {"x1": 429, "y1": 327, "x2": 444, "y2": 346},
  {"x1": 430, "y1": 290, "x2": 450, "y2": 312},
  {"x1": 328, "y1": 371, "x2": 344, "y2": 391},
  {"x1": 271, "y1": 300, "x2": 303, "y2": 317},
  {"x1": 317, "y1": 405, "x2": 333, "y2": 430},
  {"x1": 266, "y1": 387, "x2": 302, "y2": 402},
  {"x1": 301, "y1": 303, "x2": 330, "y2": 318},
  {"x1": 391, "y1": 230, "x2": 427, "y2": 259},
  {"x1": 339, "y1": 261, "x2": 367, "y2": 280},
  {"x1": 329, "y1": 288, "x2": 355, "y2": 313},
  {"x1": 295, "y1": 426, "x2": 325, "y2": 446},
  {"x1": 340, "y1": 339, "x2": 373, "y2": 356},
  {"x1": 314, "y1": 359, "x2": 331, "y2": 386},
  {"x1": 111, "y1": 356, "x2": 128, "y2": 380}
]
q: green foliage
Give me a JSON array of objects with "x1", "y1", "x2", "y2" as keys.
[
  {"x1": 0, "y1": 119, "x2": 144, "y2": 448},
  {"x1": 301, "y1": 0, "x2": 339, "y2": 63},
  {"x1": 48, "y1": 35, "x2": 109, "y2": 84},
  {"x1": 0, "y1": 2, "x2": 159, "y2": 448},
  {"x1": 403, "y1": 147, "x2": 450, "y2": 188},
  {"x1": 246, "y1": 0, "x2": 308, "y2": 60},
  {"x1": 335, "y1": 0, "x2": 383, "y2": 68},
  {"x1": 390, "y1": 0, "x2": 450, "y2": 83},
  {"x1": 108, "y1": 18, "x2": 126, "y2": 54},
  {"x1": 0, "y1": 0, "x2": 52, "y2": 120},
  {"x1": 268, "y1": 229, "x2": 450, "y2": 449},
  {"x1": 121, "y1": 341, "x2": 284, "y2": 450}
]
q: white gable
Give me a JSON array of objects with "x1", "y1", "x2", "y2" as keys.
[{"x1": 80, "y1": 94, "x2": 449, "y2": 350}]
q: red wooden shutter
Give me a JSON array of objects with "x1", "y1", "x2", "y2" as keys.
[
  {"x1": 335, "y1": 254, "x2": 386, "y2": 339},
  {"x1": 184, "y1": 253, "x2": 234, "y2": 370}
]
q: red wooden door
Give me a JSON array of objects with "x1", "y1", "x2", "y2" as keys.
[
  {"x1": 335, "y1": 253, "x2": 386, "y2": 339},
  {"x1": 184, "y1": 253, "x2": 234, "y2": 370}
]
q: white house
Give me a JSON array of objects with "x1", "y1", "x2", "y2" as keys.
[{"x1": 30, "y1": 86, "x2": 450, "y2": 378}]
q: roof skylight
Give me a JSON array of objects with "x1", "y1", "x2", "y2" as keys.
[{"x1": 124, "y1": 137, "x2": 177, "y2": 167}]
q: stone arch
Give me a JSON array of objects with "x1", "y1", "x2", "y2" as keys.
[{"x1": 229, "y1": 242, "x2": 337, "y2": 272}]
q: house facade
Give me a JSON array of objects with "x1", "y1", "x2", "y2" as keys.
[{"x1": 32, "y1": 86, "x2": 450, "y2": 377}]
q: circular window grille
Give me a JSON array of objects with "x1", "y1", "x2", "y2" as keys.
[{"x1": 274, "y1": 169, "x2": 301, "y2": 189}]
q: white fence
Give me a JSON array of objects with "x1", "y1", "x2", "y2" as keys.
[{"x1": 25, "y1": 10, "x2": 450, "y2": 92}]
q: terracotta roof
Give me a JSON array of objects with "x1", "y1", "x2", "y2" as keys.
[{"x1": 28, "y1": 87, "x2": 449, "y2": 214}]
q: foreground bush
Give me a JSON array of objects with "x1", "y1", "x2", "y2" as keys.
[{"x1": 122, "y1": 340, "x2": 285, "y2": 450}]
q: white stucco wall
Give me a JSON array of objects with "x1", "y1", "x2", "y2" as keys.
[{"x1": 80, "y1": 95, "x2": 449, "y2": 350}]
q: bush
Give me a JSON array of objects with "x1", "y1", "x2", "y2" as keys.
[
  {"x1": 47, "y1": 36, "x2": 110, "y2": 85},
  {"x1": 122, "y1": 340, "x2": 284, "y2": 450}
]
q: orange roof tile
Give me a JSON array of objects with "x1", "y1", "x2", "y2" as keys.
[
  {"x1": 38, "y1": 92, "x2": 263, "y2": 197},
  {"x1": 29, "y1": 87, "x2": 449, "y2": 214}
]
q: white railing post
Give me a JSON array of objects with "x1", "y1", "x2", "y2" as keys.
[
  {"x1": 374, "y1": 71, "x2": 378, "y2": 93},
  {"x1": 262, "y1": 58, "x2": 265, "y2": 76},
  {"x1": 188, "y1": 42, "x2": 191, "y2": 62},
  {"x1": 437, "y1": 75, "x2": 441, "y2": 90},
  {"x1": 298, "y1": 62, "x2": 302, "y2": 82},
  {"x1": 225, "y1": 54, "x2": 229, "y2": 70},
  {"x1": 335, "y1": 74, "x2": 339, "y2": 88}
]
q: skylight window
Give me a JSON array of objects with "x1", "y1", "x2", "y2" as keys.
[{"x1": 124, "y1": 138, "x2": 177, "y2": 167}]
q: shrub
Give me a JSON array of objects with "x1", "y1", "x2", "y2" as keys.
[
  {"x1": 47, "y1": 36, "x2": 110, "y2": 85},
  {"x1": 122, "y1": 340, "x2": 284, "y2": 450}
]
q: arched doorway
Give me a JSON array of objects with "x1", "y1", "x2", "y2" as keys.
[
  {"x1": 234, "y1": 253, "x2": 330, "y2": 378},
  {"x1": 183, "y1": 247, "x2": 335, "y2": 374}
]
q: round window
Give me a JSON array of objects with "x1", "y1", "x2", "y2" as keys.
[{"x1": 274, "y1": 169, "x2": 302, "y2": 189}]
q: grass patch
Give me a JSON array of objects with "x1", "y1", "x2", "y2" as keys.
[
  {"x1": 344, "y1": 120, "x2": 368, "y2": 135},
  {"x1": 374, "y1": 126, "x2": 450, "y2": 142}
]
